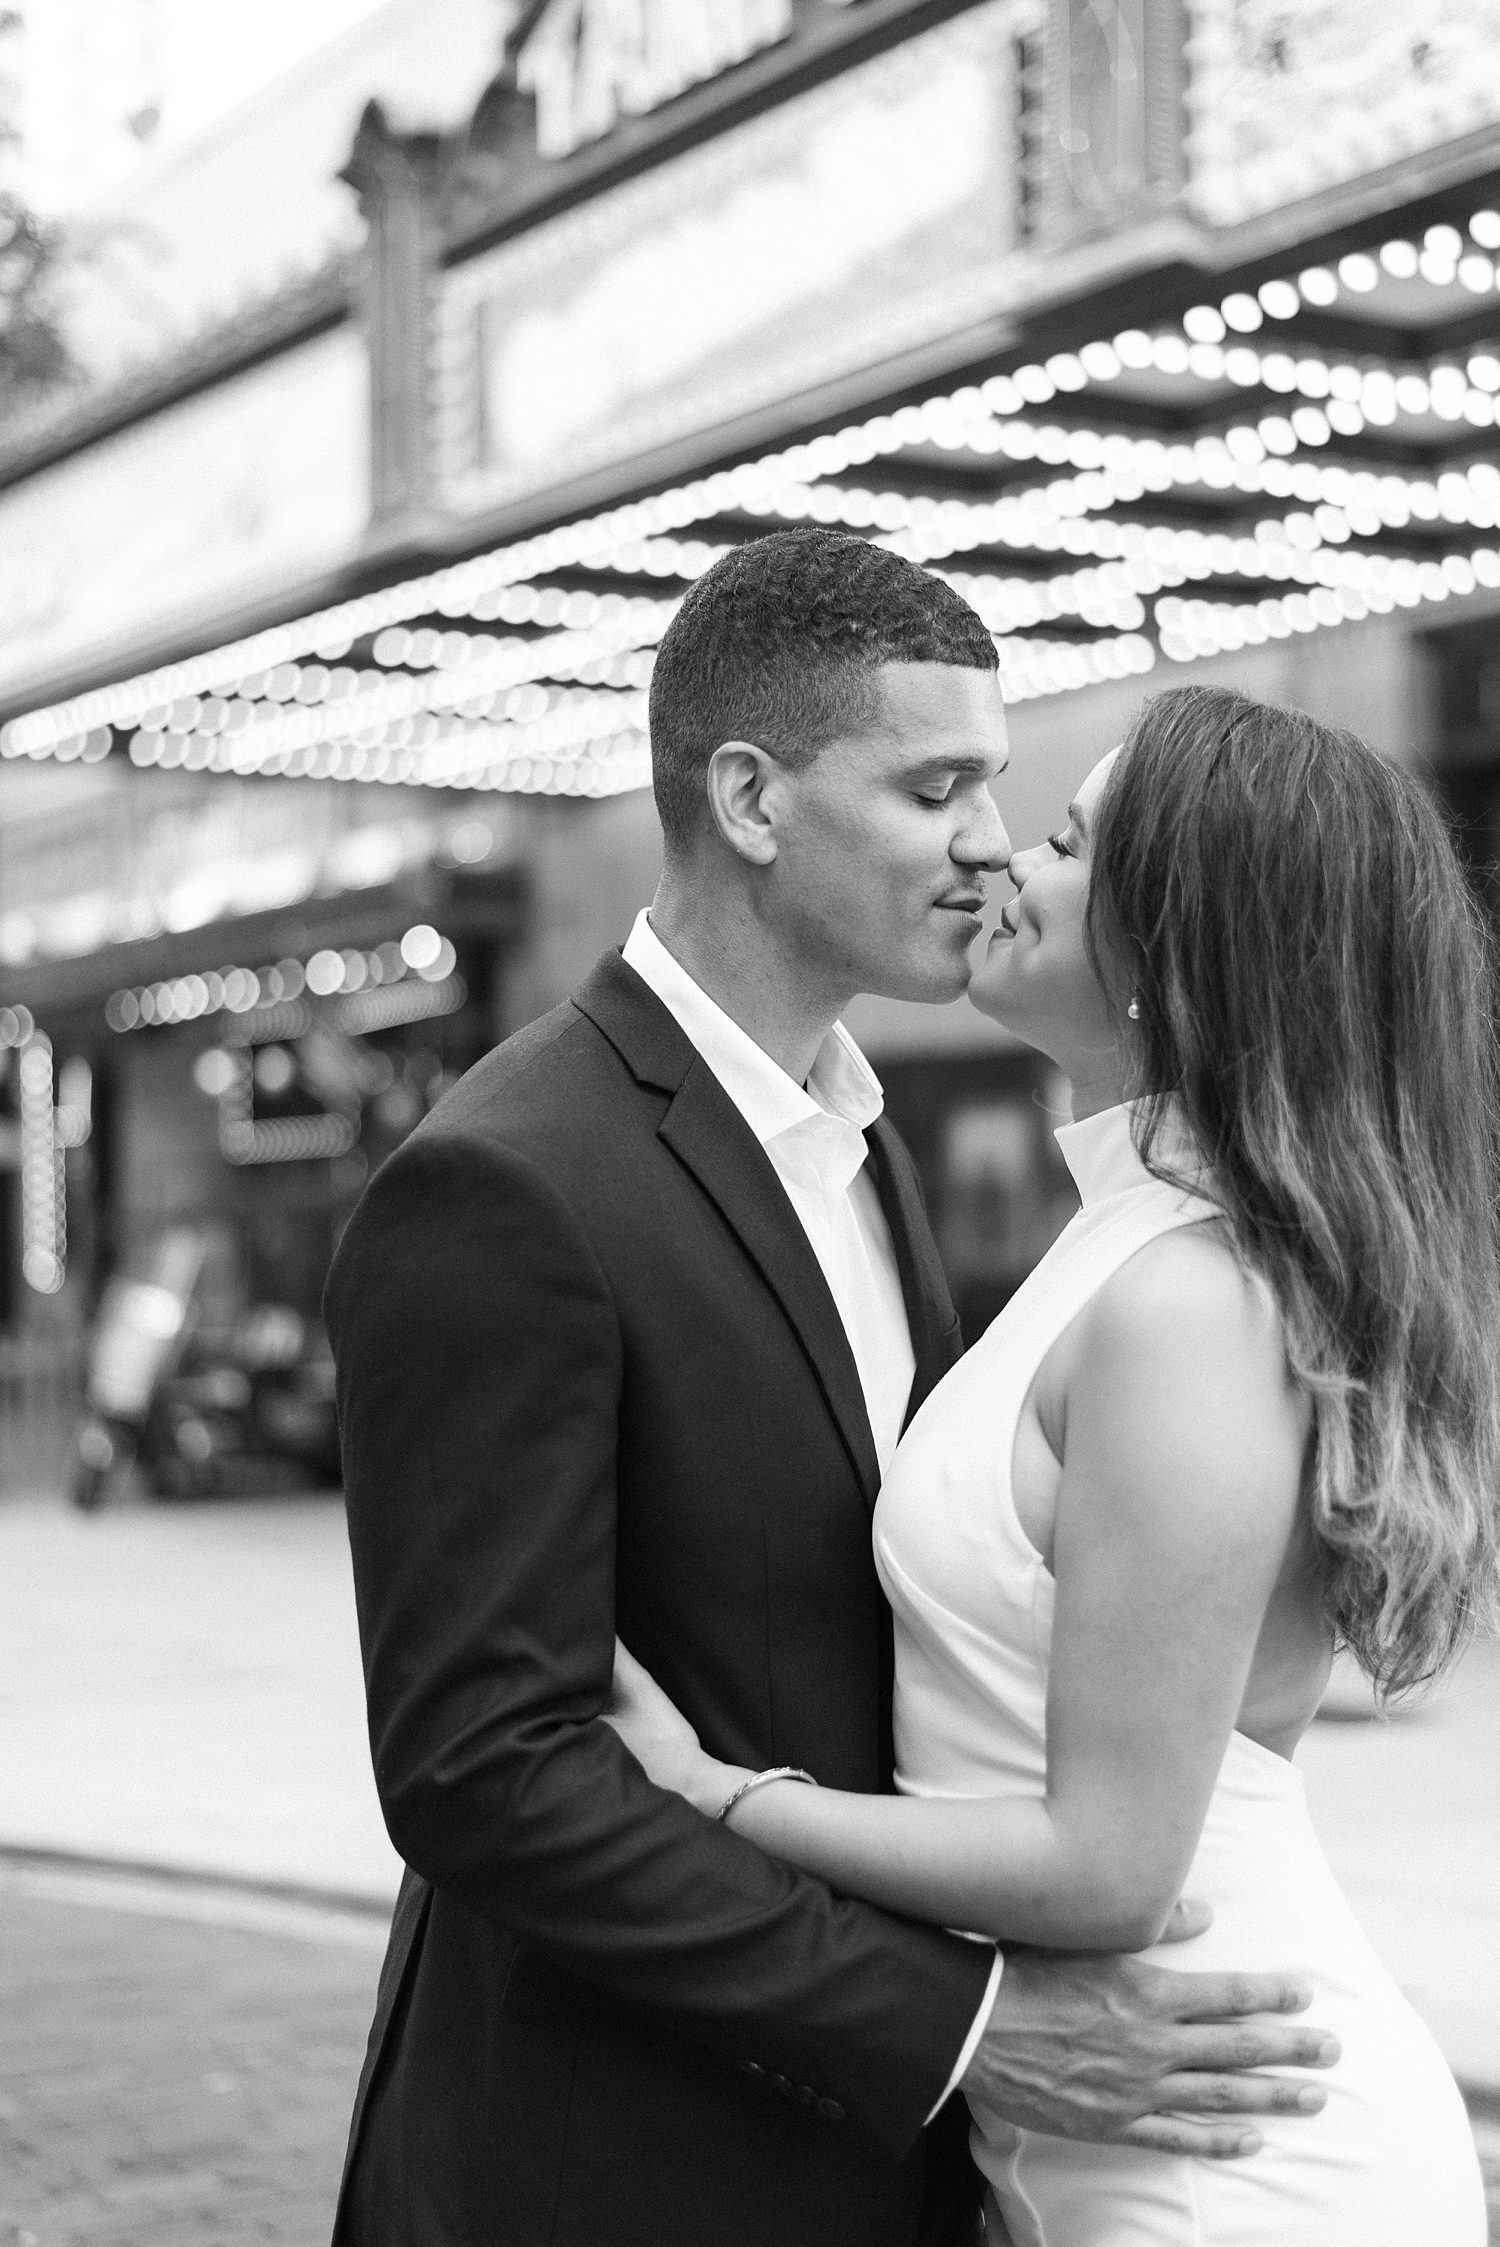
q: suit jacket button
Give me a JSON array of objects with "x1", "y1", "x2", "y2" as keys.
[
  {"x1": 816, "y1": 2097, "x2": 846, "y2": 2123},
  {"x1": 742, "y1": 2061, "x2": 764, "y2": 2078},
  {"x1": 771, "y1": 2072, "x2": 793, "y2": 2096},
  {"x1": 794, "y1": 2083, "x2": 816, "y2": 2105}
]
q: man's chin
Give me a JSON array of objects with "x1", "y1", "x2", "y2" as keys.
[{"x1": 867, "y1": 959, "x2": 976, "y2": 1007}]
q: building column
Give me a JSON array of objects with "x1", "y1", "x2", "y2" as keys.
[
  {"x1": 340, "y1": 101, "x2": 453, "y2": 539},
  {"x1": 1036, "y1": 0, "x2": 1187, "y2": 247}
]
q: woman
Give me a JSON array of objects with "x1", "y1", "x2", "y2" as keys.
[{"x1": 607, "y1": 686, "x2": 1500, "y2": 2242}]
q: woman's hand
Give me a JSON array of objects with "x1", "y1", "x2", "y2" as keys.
[{"x1": 605, "y1": 1637, "x2": 749, "y2": 1817}]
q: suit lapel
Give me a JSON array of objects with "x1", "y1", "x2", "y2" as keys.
[
  {"x1": 865, "y1": 1116, "x2": 963, "y2": 1431},
  {"x1": 574, "y1": 952, "x2": 881, "y2": 1507},
  {"x1": 659, "y1": 1070, "x2": 882, "y2": 1506}
]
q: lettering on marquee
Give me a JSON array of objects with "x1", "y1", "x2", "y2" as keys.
[{"x1": 516, "y1": 0, "x2": 855, "y2": 160}]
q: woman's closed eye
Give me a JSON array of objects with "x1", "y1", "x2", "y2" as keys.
[{"x1": 1046, "y1": 830, "x2": 1075, "y2": 859}]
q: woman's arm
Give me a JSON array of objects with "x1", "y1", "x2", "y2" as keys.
[{"x1": 611, "y1": 1232, "x2": 1310, "y2": 1949}]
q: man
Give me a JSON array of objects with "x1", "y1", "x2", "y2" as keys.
[{"x1": 326, "y1": 529, "x2": 1335, "y2": 2246}]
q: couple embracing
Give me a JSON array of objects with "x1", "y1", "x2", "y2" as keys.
[{"x1": 326, "y1": 528, "x2": 1497, "y2": 2245}]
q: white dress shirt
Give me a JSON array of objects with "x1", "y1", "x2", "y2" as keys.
[
  {"x1": 620, "y1": 909, "x2": 1002, "y2": 2110},
  {"x1": 623, "y1": 909, "x2": 914, "y2": 1470}
]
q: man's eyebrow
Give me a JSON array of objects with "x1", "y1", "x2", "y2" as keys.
[{"x1": 903, "y1": 751, "x2": 1005, "y2": 778}]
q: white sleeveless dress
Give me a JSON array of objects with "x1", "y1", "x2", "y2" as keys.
[{"x1": 873, "y1": 1101, "x2": 1485, "y2": 2246}]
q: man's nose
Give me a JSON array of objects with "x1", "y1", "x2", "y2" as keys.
[{"x1": 955, "y1": 790, "x2": 1010, "y2": 873}]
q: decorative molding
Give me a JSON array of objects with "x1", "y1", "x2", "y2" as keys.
[
  {"x1": 340, "y1": 102, "x2": 458, "y2": 531},
  {"x1": 438, "y1": 3, "x2": 1035, "y2": 520},
  {"x1": 1035, "y1": 0, "x2": 1187, "y2": 248},
  {"x1": 1187, "y1": 0, "x2": 1500, "y2": 226}
]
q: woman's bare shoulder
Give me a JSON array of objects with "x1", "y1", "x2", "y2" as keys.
[{"x1": 1079, "y1": 1222, "x2": 1308, "y2": 1439}]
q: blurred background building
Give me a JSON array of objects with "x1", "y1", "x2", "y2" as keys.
[{"x1": 4, "y1": 0, "x2": 1500, "y2": 1434}]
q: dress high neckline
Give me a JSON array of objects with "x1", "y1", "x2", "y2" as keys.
[
  {"x1": 1052, "y1": 1101, "x2": 1150, "y2": 1204},
  {"x1": 1053, "y1": 1098, "x2": 1212, "y2": 1207}
]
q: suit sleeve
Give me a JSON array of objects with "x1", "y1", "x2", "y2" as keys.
[{"x1": 326, "y1": 1126, "x2": 993, "y2": 2154}]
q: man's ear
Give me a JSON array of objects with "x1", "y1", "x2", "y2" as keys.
[{"x1": 705, "y1": 741, "x2": 781, "y2": 866}]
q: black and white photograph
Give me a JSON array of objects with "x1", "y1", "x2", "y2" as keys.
[{"x1": 0, "y1": 2, "x2": 1498, "y2": 2241}]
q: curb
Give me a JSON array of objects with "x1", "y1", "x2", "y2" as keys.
[{"x1": 0, "y1": 1843, "x2": 395, "y2": 1948}]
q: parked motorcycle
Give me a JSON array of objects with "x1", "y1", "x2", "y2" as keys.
[
  {"x1": 71, "y1": 1228, "x2": 205, "y2": 1511},
  {"x1": 71, "y1": 1232, "x2": 341, "y2": 1509}
]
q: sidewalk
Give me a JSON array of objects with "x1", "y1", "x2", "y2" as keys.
[
  {"x1": 0, "y1": 1491, "x2": 398, "y2": 1905},
  {"x1": 0, "y1": 1486, "x2": 1497, "y2": 2082}
]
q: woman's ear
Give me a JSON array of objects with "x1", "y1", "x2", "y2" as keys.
[{"x1": 705, "y1": 741, "x2": 780, "y2": 866}]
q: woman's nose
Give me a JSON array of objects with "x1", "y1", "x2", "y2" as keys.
[{"x1": 1006, "y1": 843, "x2": 1047, "y2": 888}]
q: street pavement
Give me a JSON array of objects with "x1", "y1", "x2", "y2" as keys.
[
  {"x1": 0, "y1": 1861, "x2": 383, "y2": 2247},
  {"x1": 0, "y1": 1487, "x2": 1497, "y2": 2238}
]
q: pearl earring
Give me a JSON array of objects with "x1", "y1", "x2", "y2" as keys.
[{"x1": 1127, "y1": 997, "x2": 1141, "y2": 1021}]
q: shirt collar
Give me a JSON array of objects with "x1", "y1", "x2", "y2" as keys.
[{"x1": 621, "y1": 909, "x2": 885, "y2": 1148}]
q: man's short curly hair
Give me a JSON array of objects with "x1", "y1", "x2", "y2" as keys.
[{"x1": 648, "y1": 527, "x2": 998, "y2": 853}]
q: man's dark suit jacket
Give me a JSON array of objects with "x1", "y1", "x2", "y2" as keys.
[{"x1": 324, "y1": 949, "x2": 996, "y2": 2247}]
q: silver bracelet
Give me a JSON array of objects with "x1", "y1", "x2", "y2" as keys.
[{"x1": 716, "y1": 1765, "x2": 818, "y2": 1823}]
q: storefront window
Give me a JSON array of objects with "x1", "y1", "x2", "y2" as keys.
[
  {"x1": 1423, "y1": 615, "x2": 1500, "y2": 927},
  {"x1": 879, "y1": 1053, "x2": 1079, "y2": 1343}
]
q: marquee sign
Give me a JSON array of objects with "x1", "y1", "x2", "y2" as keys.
[
  {"x1": 513, "y1": 0, "x2": 860, "y2": 160},
  {"x1": 0, "y1": 329, "x2": 369, "y2": 712},
  {"x1": 1187, "y1": 0, "x2": 1500, "y2": 224},
  {"x1": 441, "y1": 1, "x2": 1033, "y2": 515}
]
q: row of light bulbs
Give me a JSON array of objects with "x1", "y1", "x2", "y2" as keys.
[
  {"x1": 1155, "y1": 545, "x2": 1500, "y2": 654},
  {"x1": 94, "y1": 485, "x2": 1500, "y2": 789},
  {"x1": 108, "y1": 434, "x2": 1500, "y2": 774},
  {"x1": 18, "y1": 1032, "x2": 64, "y2": 1295},
  {"x1": 9, "y1": 217, "x2": 1500, "y2": 771},
  {"x1": 104, "y1": 925, "x2": 457, "y2": 1033},
  {"x1": 29, "y1": 431, "x2": 1500, "y2": 791},
  {"x1": 125, "y1": 670, "x2": 651, "y2": 763},
  {"x1": 116, "y1": 621, "x2": 1162, "y2": 798},
  {"x1": 125, "y1": 693, "x2": 651, "y2": 786},
  {"x1": 936, "y1": 350, "x2": 1499, "y2": 445},
  {"x1": 220, "y1": 1112, "x2": 358, "y2": 1168}
]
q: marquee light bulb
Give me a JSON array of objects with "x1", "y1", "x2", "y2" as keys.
[
  {"x1": 1258, "y1": 279, "x2": 1300, "y2": 320},
  {"x1": 400, "y1": 924, "x2": 444, "y2": 972},
  {"x1": 1077, "y1": 341, "x2": 1120, "y2": 381}
]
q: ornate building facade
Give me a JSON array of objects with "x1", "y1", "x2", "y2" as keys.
[{"x1": 3, "y1": 0, "x2": 1500, "y2": 1333}]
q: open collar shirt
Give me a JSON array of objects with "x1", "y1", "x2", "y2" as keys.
[
  {"x1": 622, "y1": 909, "x2": 916, "y2": 1476},
  {"x1": 615, "y1": 903, "x2": 1001, "y2": 2112},
  {"x1": 620, "y1": 912, "x2": 1002, "y2": 2110}
]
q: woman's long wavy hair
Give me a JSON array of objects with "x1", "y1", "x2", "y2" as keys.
[{"x1": 1087, "y1": 684, "x2": 1500, "y2": 1699}]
